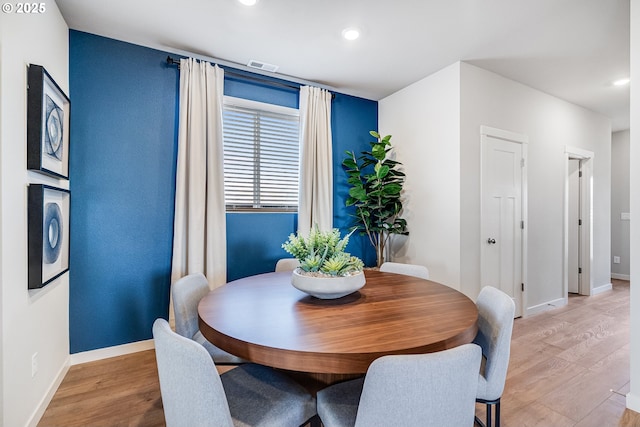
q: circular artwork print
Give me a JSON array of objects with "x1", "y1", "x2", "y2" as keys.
[
  {"x1": 45, "y1": 95, "x2": 64, "y2": 160},
  {"x1": 47, "y1": 107, "x2": 62, "y2": 152},
  {"x1": 43, "y1": 202, "x2": 63, "y2": 264}
]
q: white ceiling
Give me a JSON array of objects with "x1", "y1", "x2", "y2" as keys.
[{"x1": 55, "y1": 0, "x2": 630, "y2": 131}]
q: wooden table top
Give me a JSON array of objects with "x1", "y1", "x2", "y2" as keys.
[{"x1": 198, "y1": 270, "x2": 478, "y2": 374}]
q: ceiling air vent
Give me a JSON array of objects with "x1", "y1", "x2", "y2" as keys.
[{"x1": 247, "y1": 60, "x2": 279, "y2": 73}]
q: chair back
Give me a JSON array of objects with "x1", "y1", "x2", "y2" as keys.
[
  {"x1": 473, "y1": 286, "x2": 516, "y2": 401},
  {"x1": 152, "y1": 318, "x2": 234, "y2": 427},
  {"x1": 172, "y1": 273, "x2": 210, "y2": 340},
  {"x1": 354, "y1": 344, "x2": 481, "y2": 427},
  {"x1": 379, "y1": 262, "x2": 429, "y2": 280},
  {"x1": 275, "y1": 258, "x2": 300, "y2": 272}
]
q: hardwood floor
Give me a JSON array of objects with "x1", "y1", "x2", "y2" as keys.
[
  {"x1": 476, "y1": 279, "x2": 636, "y2": 427},
  {"x1": 38, "y1": 280, "x2": 639, "y2": 427}
]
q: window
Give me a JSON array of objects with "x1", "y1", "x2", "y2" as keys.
[{"x1": 222, "y1": 96, "x2": 300, "y2": 212}]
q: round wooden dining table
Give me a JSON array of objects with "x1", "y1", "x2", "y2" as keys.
[{"x1": 198, "y1": 270, "x2": 478, "y2": 375}]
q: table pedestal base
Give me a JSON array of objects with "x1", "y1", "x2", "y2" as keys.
[{"x1": 281, "y1": 370, "x2": 363, "y2": 395}]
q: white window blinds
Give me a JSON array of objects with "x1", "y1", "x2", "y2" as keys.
[{"x1": 222, "y1": 96, "x2": 300, "y2": 211}]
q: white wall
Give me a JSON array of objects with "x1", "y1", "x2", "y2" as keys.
[
  {"x1": 459, "y1": 62, "x2": 611, "y2": 308},
  {"x1": 379, "y1": 60, "x2": 611, "y2": 311},
  {"x1": 611, "y1": 130, "x2": 630, "y2": 279},
  {"x1": 379, "y1": 62, "x2": 462, "y2": 289},
  {"x1": 0, "y1": 2, "x2": 70, "y2": 426},
  {"x1": 628, "y1": 0, "x2": 640, "y2": 414}
]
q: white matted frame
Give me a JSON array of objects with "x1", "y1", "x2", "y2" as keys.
[
  {"x1": 28, "y1": 184, "x2": 70, "y2": 289},
  {"x1": 27, "y1": 64, "x2": 70, "y2": 179}
]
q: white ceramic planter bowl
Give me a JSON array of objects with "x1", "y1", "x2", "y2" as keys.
[{"x1": 291, "y1": 269, "x2": 366, "y2": 299}]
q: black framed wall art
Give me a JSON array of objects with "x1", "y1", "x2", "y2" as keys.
[
  {"x1": 28, "y1": 185, "x2": 70, "y2": 289},
  {"x1": 27, "y1": 64, "x2": 70, "y2": 179}
]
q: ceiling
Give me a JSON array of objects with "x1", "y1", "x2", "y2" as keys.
[{"x1": 56, "y1": 0, "x2": 630, "y2": 131}]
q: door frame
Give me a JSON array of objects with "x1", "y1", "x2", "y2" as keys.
[
  {"x1": 563, "y1": 146, "x2": 593, "y2": 296},
  {"x1": 567, "y1": 158, "x2": 582, "y2": 294},
  {"x1": 480, "y1": 126, "x2": 528, "y2": 317}
]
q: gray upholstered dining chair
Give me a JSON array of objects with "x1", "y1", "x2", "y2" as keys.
[
  {"x1": 172, "y1": 273, "x2": 244, "y2": 364},
  {"x1": 153, "y1": 318, "x2": 317, "y2": 427},
  {"x1": 316, "y1": 343, "x2": 482, "y2": 427},
  {"x1": 379, "y1": 261, "x2": 430, "y2": 280},
  {"x1": 473, "y1": 286, "x2": 516, "y2": 427},
  {"x1": 275, "y1": 257, "x2": 300, "y2": 272}
]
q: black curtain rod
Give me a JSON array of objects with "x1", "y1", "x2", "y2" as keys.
[{"x1": 167, "y1": 56, "x2": 301, "y2": 92}]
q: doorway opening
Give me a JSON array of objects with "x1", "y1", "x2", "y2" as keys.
[
  {"x1": 564, "y1": 147, "x2": 593, "y2": 296},
  {"x1": 567, "y1": 158, "x2": 582, "y2": 294}
]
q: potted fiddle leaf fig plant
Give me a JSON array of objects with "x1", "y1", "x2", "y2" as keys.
[
  {"x1": 282, "y1": 226, "x2": 365, "y2": 299},
  {"x1": 343, "y1": 130, "x2": 408, "y2": 267}
]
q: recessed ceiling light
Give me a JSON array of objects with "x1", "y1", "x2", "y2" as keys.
[
  {"x1": 613, "y1": 78, "x2": 630, "y2": 86},
  {"x1": 342, "y1": 27, "x2": 360, "y2": 41},
  {"x1": 238, "y1": 0, "x2": 258, "y2": 6}
]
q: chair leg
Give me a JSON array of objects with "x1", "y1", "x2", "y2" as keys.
[
  {"x1": 475, "y1": 397, "x2": 501, "y2": 427},
  {"x1": 306, "y1": 414, "x2": 322, "y2": 427}
]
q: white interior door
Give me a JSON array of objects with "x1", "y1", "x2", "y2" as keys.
[
  {"x1": 568, "y1": 159, "x2": 581, "y2": 293},
  {"x1": 481, "y1": 133, "x2": 524, "y2": 317},
  {"x1": 564, "y1": 147, "x2": 592, "y2": 296}
]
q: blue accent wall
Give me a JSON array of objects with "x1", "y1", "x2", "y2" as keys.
[
  {"x1": 69, "y1": 30, "x2": 377, "y2": 352},
  {"x1": 69, "y1": 31, "x2": 179, "y2": 353},
  {"x1": 332, "y1": 94, "x2": 379, "y2": 267}
]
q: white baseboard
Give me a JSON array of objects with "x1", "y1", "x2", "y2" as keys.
[
  {"x1": 27, "y1": 356, "x2": 71, "y2": 427},
  {"x1": 70, "y1": 339, "x2": 155, "y2": 366},
  {"x1": 611, "y1": 273, "x2": 631, "y2": 281},
  {"x1": 592, "y1": 283, "x2": 613, "y2": 295},
  {"x1": 627, "y1": 392, "x2": 640, "y2": 413},
  {"x1": 524, "y1": 297, "x2": 568, "y2": 317}
]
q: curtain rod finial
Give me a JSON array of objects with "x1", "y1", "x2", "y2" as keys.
[{"x1": 167, "y1": 56, "x2": 181, "y2": 69}]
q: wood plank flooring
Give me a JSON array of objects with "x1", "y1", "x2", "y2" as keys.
[{"x1": 38, "y1": 280, "x2": 639, "y2": 427}]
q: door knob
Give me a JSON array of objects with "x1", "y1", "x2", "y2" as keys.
[{"x1": 487, "y1": 238, "x2": 496, "y2": 244}]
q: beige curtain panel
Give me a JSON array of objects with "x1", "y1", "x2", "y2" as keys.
[
  {"x1": 298, "y1": 86, "x2": 333, "y2": 235},
  {"x1": 171, "y1": 58, "x2": 227, "y2": 291}
]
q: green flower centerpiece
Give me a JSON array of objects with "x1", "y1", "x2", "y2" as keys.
[{"x1": 282, "y1": 227, "x2": 365, "y2": 299}]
